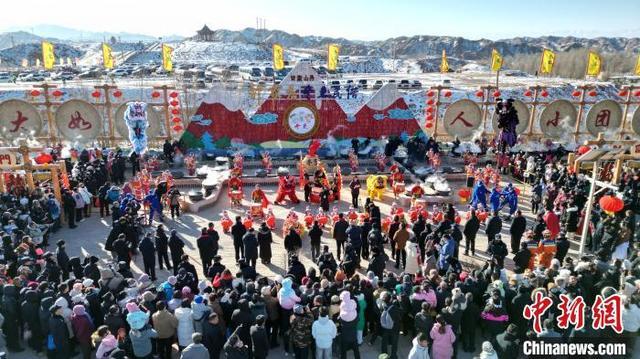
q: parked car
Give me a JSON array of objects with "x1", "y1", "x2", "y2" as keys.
[
  {"x1": 78, "y1": 70, "x2": 100, "y2": 79},
  {"x1": 372, "y1": 80, "x2": 383, "y2": 89},
  {"x1": 0, "y1": 72, "x2": 11, "y2": 83},
  {"x1": 398, "y1": 79, "x2": 411, "y2": 89},
  {"x1": 358, "y1": 79, "x2": 368, "y2": 89},
  {"x1": 110, "y1": 69, "x2": 128, "y2": 77},
  {"x1": 411, "y1": 80, "x2": 423, "y2": 89}
]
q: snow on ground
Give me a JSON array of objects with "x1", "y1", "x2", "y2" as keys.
[{"x1": 173, "y1": 41, "x2": 270, "y2": 64}]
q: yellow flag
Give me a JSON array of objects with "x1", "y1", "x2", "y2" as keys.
[
  {"x1": 440, "y1": 49, "x2": 449, "y2": 73},
  {"x1": 586, "y1": 51, "x2": 601, "y2": 77},
  {"x1": 635, "y1": 54, "x2": 640, "y2": 76},
  {"x1": 327, "y1": 44, "x2": 339, "y2": 71},
  {"x1": 102, "y1": 43, "x2": 114, "y2": 69},
  {"x1": 491, "y1": 48, "x2": 503, "y2": 72},
  {"x1": 272, "y1": 43, "x2": 284, "y2": 71},
  {"x1": 21, "y1": 59, "x2": 28, "y2": 68},
  {"x1": 162, "y1": 44, "x2": 173, "y2": 72},
  {"x1": 42, "y1": 41, "x2": 55, "y2": 70},
  {"x1": 539, "y1": 48, "x2": 555, "y2": 75}
]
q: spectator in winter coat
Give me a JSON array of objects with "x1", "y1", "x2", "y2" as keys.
[
  {"x1": 257, "y1": 223, "x2": 273, "y2": 264},
  {"x1": 438, "y1": 236, "x2": 456, "y2": 273},
  {"x1": 70, "y1": 305, "x2": 95, "y2": 359},
  {"x1": 223, "y1": 329, "x2": 249, "y2": 359},
  {"x1": 202, "y1": 313, "x2": 225, "y2": 359},
  {"x1": 312, "y1": 307, "x2": 337, "y2": 359},
  {"x1": 408, "y1": 332, "x2": 430, "y2": 359},
  {"x1": 486, "y1": 212, "x2": 502, "y2": 242},
  {"x1": 509, "y1": 210, "x2": 527, "y2": 253},
  {"x1": 242, "y1": 227, "x2": 259, "y2": 267},
  {"x1": 543, "y1": 209, "x2": 560, "y2": 239},
  {"x1": 250, "y1": 315, "x2": 269, "y2": 359},
  {"x1": 492, "y1": 324, "x2": 520, "y2": 359},
  {"x1": 463, "y1": 210, "x2": 480, "y2": 256},
  {"x1": 169, "y1": 229, "x2": 185, "y2": 275},
  {"x1": 430, "y1": 315, "x2": 455, "y2": 359},
  {"x1": 175, "y1": 301, "x2": 195, "y2": 350},
  {"x1": 49, "y1": 305, "x2": 71, "y2": 358},
  {"x1": 460, "y1": 292, "x2": 480, "y2": 352},
  {"x1": 138, "y1": 233, "x2": 156, "y2": 280},
  {"x1": 180, "y1": 333, "x2": 210, "y2": 359},
  {"x1": 152, "y1": 301, "x2": 178, "y2": 359},
  {"x1": 290, "y1": 304, "x2": 314, "y2": 359},
  {"x1": 231, "y1": 217, "x2": 247, "y2": 262}
]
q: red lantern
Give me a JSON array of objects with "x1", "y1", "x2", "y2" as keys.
[
  {"x1": 426, "y1": 99, "x2": 435, "y2": 105},
  {"x1": 458, "y1": 188, "x2": 471, "y2": 199},
  {"x1": 425, "y1": 122, "x2": 433, "y2": 128},
  {"x1": 112, "y1": 90, "x2": 123, "y2": 98},
  {"x1": 169, "y1": 91, "x2": 179, "y2": 98},
  {"x1": 475, "y1": 90, "x2": 484, "y2": 98},
  {"x1": 443, "y1": 90, "x2": 452, "y2": 97},
  {"x1": 493, "y1": 90, "x2": 501, "y2": 97},
  {"x1": 634, "y1": 90, "x2": 640, "y2": 97},
  {"x1": 426, "y1": 113, "x2": 434, "y2": 121},
  {"x1": 572, "y1": 90, "x2": 581, "y2": 97},
  {"x1": 618, "y1": 90, "x2": 628, "y2": 97},
  {"x1": 524, "y1": 90, "x2": 532, "y2": 97},
  {"x1": 514, "y1": 187, "x2": 521, "y2": 196},
  {"x1": 598, "y1": 195, "x2": 624, "y2": 214},
  {"x1": 577, "y1": 145, "x2": 591, "y2": 155},
  {"x1": 151, "y1": 91, "x2": 161, "y2": 98},
  {"x1": 172, "y1": 125, "x2": 183, "y2": 132},
  {"x1": 588, "y1": 90, "x2": 597, "y2": 97},
  {"x1": 171, "y1": 109, "x2": 180, "y2": 115},
  {"x1": 30, "y1": 89, "x2": 41, "y2": 97},
  {"x1": 426, "y1": 90, "x2": 435, "y2": 97},
  {"x1": 170, "y1": 100, "x2": 179, "y2": 107},
  {"x1": 426, "y1": 106, "x2": 434, "y2": 113},
  {"x1": 172, "y1": 117, "x2": 182, "y2": 123},
  {"x1": 540, "y1": 90, "x2": 549, "y2": 98},
  {"x1": 51, "y1": 89, "x2": 63, "y2": 97},
  {"x1": 91, "y1": 90, "x2": 101, "y2": 98}
]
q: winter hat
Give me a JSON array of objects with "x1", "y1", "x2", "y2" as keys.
[
  {"x1": 274, "y1": 275, "x2": 283, "y2": 284},
  {"x1": 479, "y1": 341, "x2": 498, "y2": 359},
  {"x1": 72, "y1": 305, "x2": 86, "y2": 316},
  {"x1": 71, "y1": 294, "x2": 85, "y2": 304},
  {"x1": 101, "y1": 335, "x2": 117, "y2": 352},
  {"x1": 126, "y1": 310, "x2": 149, "y2": 330},
  {"x1": 293, "y1": 304, "x2": 304, "y2": 315},
  {"x1": 138, "y1": 274, "x2": 151, "y2": 286},
  {"x1": 182, "y1": 286, "x2": 191, "y2": 295},
  {"x1": 125, "y1": 302, "x2": 140, "y2": 313},
  {"x1": 261, "y1": 286, "x2": 271, "y2": 296},
  {"x1": 142, "y1": 291, "x2": 156, "y2": 302},
  {"x1": 339, "y1": 291, "x2": 357, "y2": 322},
  {"x1": 198, "y1": 280, "x2": 208, "y2": 293},
  {"x1": 168, "y1": 276, "x2": 177, "y2": 286},
  {"x1": 82, "y1": 279, "x2": 94, "y2": 288},
  {"x1": 194, "y1": 295, "x2": 204, "y2": 304},
  {"x1": 335, "y1": 270, "x2": 346, "y2": 282}
]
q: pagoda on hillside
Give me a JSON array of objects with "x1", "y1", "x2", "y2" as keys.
[{"x1": 195, "y1": 25, "x2": 215, "y2": 42}]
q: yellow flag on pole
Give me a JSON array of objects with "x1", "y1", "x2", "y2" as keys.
[
  {"x1": 42, "y1": 41, "x2": 55, "y2": 70},
  {"x1": 586, "y1": 51, "x2": 601, "y2": 77},
  {"x1": 272, "y1": 43, "x2": 284, "y2": 71},
  {"x1": 102, "y1": 43, "x2": 114, "y2": 69},
  {"x1": 491, "y1": 49, "x2": 503, "y2": 72},
  {"x1": 327, "y1": 44, "x2": 339, "y2": 72},
  {"x1": 634, "y1": 54, "x2": 640, "y2": 76},
  {"x1": 440, "y1": 49, "x2": 449, "y2": 73},
  {"x1": 162, "y1": 44, "x2": 173, "y2": 72},
  {"x1": 539, "y1": 48, "x2": 555, "y2": 75}
]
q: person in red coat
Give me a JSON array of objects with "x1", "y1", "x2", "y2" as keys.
[
  {"x1": 251, "y1": 184, "x2": 269, "y2": 208},
  {"x1": 274, "y1": 175, "x2": 300, "y2": 205},
  {"x1": 542, "y1": 209, "x2": 560, "y2": 239}
]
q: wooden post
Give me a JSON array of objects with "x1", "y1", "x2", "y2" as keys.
[
  {"x1": 433, "y1": 86, "x2": 442, "y2": 139},
  {"x1": 51, "y1": 165, "x2": 62, "y2": 204},
  {"x1": 33, "y1": 83, "x2": 58, "y2": 145},
  {"x1": 95, "y1": 84, "x2": 118, "y2": 147},
  {"x1": 0, "y1": 171, "x2": 5, "y2": 192},
  {"x1": 153, "y1": 85, "x2": 176, "y2": 141},
  {"x1": 567, "y1": 152, "x2": 576, "y2": 173},
  {"x1": 579, "y1": 161, "x2": 598, "y2": 256},
  {"x1": 526, "y1": 86, "x2": 541, "y2": 136},
  {"x1": 573, "y1": 85, "x2": 590, "y2": 142},
  {"x1": 619, "y1": 85, "x2": 636, "y2": 139}
]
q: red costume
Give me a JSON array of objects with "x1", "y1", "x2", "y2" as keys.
[
  {"x1": 275, "y1": 175, "x2": 300, "y2": 204},
  {"x1": 228, "y1": 176, "x2": 243, "y2": 205},
  {"x1": 251, "y1": 188, "x2": 269, "y2": 208}
]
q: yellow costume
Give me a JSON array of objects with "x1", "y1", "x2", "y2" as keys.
[{"x1": 366, "y1": 175, "x2": 387, "y2": 201}]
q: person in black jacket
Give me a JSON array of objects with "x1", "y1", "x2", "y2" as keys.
[
  {"x1": 231, "y1": 299, "x2": 254, "y2": 354},
  {"x1": 360, "y1": 217, "x2": 372, "y2": 260},
  {"x1": 168, "y1": 229, "x2": 185, "y2": 275},
  {"x1": 349, "y1": 176, "x2": 361, "y2": 208},
  {"x1": 2, "y1": 285, "x2": 23, "y2": 352},
  {"x1": 197, "y1": 228, "x2": 214, "y2": 272},
  {"x1": 367, "y1": 246, "x2": 387, "y2": 279},
  {"x1": 510, "y1": 286, "x2": 532, "y2": 339},
  {"x1": 231, "y1": 217, "x2": 247, "y2": 263},
  {"x1": 242, "y1": 227, "x2": 259, "y2": 268},
  {"x1": 257, "y1": 223, "x2": 273, "y2": 264},
  {"x1": 207, "y1": 222, "x2": 220, "y2": 257},
  {"x1": 464, "y1": 210, "x2": 480, "y2": 256},
  {"x1": 62, "y1": 190, "x2": 76, "y2": 229},
  {"x1": 138, "y1": 233, "x2": 156, "y2": 281},
  {"x1": 512, "y1": 242, "x2": 531, "y2": 274},
  {"x1": 49, "y1": 305, "x2": 70, "y2": 358},
  {"x1": 492, "y1": 324, "x2": 520, "y2": 358},
  {"x1": 488, "y1": 234, "x2": 508, "y2": 268},
  {"x1": 287, "y1": 256, "x2": 306, "y2": 285},
  {"x1": 202, "y1": 312, "x2": 226, "y2": 359},
  {"x1": 379, "y1": 291, "x2": 401, "y2": 359},
  {"x1": 55, "y1": 240, "x2": 70, "y2": 280},
  {"x1": 308, "y1": 221, "x2": 323, "y2": 262},
  {"x1": 317, "y1": 245, "x2": 337, "y2": 274},
  {"x1": 284, "y1": 228, "x2": 302, "y2": 256},
  {"x1": 333, "y1": 213, "x2": 348, "y2": 260},
  {"x1": 509, "y1": 210, "x2": 527, "y2": 253},
  {"x1": 485, "y1": 211, "x2": 502, "y2": 242},
  {"x1": 250, "y1": 315, "x2": 269, "y2": 359},
  {"x1": 155, "y1": 225, "x2": 171, "y2": 271},
  {"x1": 555, "y1": 232, "x2": 570, "y2": 263},
  {"x1": 21, "y1": 290, "x2": 42, "y2": 352},
  {"x1": 461, "y1": 292, "x2": 480, "y2": 352},
  {"x1": 112, "y1": 233, "x2": 130, "y2": 264},
  {"x1": 98, "y1": 182, "x2": 111, "y2": 218}
]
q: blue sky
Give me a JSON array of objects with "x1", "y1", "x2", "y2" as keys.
[{"x1": 2, "y1": 0, "x2": 639, "y2": 40}]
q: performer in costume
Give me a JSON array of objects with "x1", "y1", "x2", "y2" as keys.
[
  {"x1": 144, "y1": 189, "x2": 163, "y2": 225},
  {"x1": 251, "y1": 184, "x2": 269, "y2": 208},
  {"x1": 228, "y1": 170, "x2": 243, "y2": 206},
  {"x1": 275, "y1": 174, "x2": 300, "y2": 205},
  {"x1": 124, "y1": 102, "x2": 150, "y2": 155},
  {"x1": 489, "y1": 186, "x2": 502, "y2": 213},
  {"x1": 220, "y1": 211, "x2": 233, "y2": 233},
  {"x1": 471, "y1": 180, "x2": 488, "y2": 209},
  {"x1": 496, "y1": 98, "x2": 519, "y2": 153}
]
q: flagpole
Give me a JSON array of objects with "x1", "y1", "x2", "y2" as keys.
[{"x1": 495, "y1": 70, "x2": 499, "y2": 89}]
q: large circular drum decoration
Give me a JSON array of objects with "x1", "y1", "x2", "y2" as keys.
[
  {"x1": 284, "y1": 102, "x2": 319, "y2": 139},
  {"x1": 0, "y1": 99, "x2": 43, "y2": 139},
  {"x1": 491, "y1": 99, "x2": 530, "y2": 134},
  {"x1": 585, "y1": 100, "x2": 622, "y2": 136},
  {"x1": 443, "y1": 99, "x2": 482, "y2": 139},
  {"x1": 55, "y1": 100, "x2": 102, "y2": 141},
  {"x1": 114, "y1": 103, "x2": 162, "y2": 138},
  {"x1": 631, "y1": 107, "x2": 640, "y2": 136},
  {"x1": 539, "y1": 99, "x2": 577, "y2": 138}
]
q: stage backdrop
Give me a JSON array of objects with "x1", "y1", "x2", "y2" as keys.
[{"x1": 180, "y1": 63, "x2": 423, "y2": 151}]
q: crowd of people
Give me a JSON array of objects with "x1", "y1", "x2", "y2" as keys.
[{"x1": 0, "y1": 144, "x2": 637, "y2": 359}]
